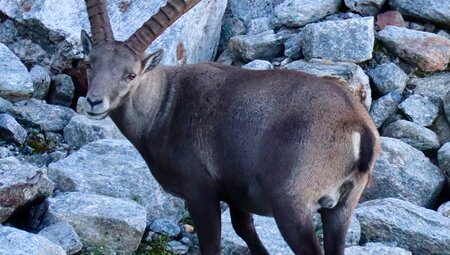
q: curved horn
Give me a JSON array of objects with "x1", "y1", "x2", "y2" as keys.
[
  {"x1": 124, "y1": 0, "x2": 201, "y2": 55},
  {"x1": 85, "y1": 0, "x2": 114, "y2": 44}
]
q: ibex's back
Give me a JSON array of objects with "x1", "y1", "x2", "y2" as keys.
[{"x1": 81, "y1": 0, "x2": 380, "y2": 254}]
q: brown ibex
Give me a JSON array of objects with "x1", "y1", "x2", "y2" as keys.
[{"x1": 81, "y1": 0, "x2": 380, "y2": 254}]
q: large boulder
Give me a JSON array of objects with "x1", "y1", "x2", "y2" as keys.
[
  {"x1": 382, "y1": 120, "x2": 440, "y2": 151},
  {"x1": 356, "y1": 198, "x2": 450, "y2": 255},
  {"x1": 346, "y1": 243, "x2": 412, "y2": 255},
  {"x1": 398, "y1": 94, "x2": 438, "y2": 127},
  {"x1": 389, "y1": 0, "x2": 450, "y2": 28},
  {"x1": 367, "y1": 63, "x2": 407, "y2": 95},
  {"x1": 274, "y1": 0, "x2": 341, "y2": 27},
  {"x1": 37, "y1": 221, "x2": 83, "y2": 255},
  {"x1": 228, "y1": 30, "x2": 284, "y2": 61},
  {"x1": 48, "y1": 139, "x2": 184, "y2": 222}
]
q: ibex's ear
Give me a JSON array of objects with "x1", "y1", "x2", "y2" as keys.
[
  {"x1": 142, "y1": 49, "x2": 164, "y2": 73},
  {"x1": 81, "y1": 30, "x2": 93, "y2": 56}
]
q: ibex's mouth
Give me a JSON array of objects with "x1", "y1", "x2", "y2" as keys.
[{"x1": 85, "y1": 110, "x2": 109, "y2": 120}]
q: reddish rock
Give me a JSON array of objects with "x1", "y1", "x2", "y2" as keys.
[{"x1": 376, "y1": 11, "x2": 406, "y2": 30}]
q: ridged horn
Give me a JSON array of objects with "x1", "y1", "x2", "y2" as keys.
[
  {"x1": 124, "y1": 0, "x2": 201, "y2": 55},
  {"x1": 85, "y1": 0, "x2": 114, "y2": 44}
]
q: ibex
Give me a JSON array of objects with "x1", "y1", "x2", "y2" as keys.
[{"x1": 81, "y1": 0, "x2": 380, "y2": 254}]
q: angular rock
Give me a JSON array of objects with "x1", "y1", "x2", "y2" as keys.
[
  {"x1": 228, "y1": 31, "x2": 284, "y2": 61},
  {"x1": 47, "y1": 74, "x2": 74, "y2": 107},
  {"x1": 431, "y1": 112, "x2": 450, "y2": 146},
  {"x1": 378, "y1": 26, "x2": 450, "y2": 72},
  {"x1": 302, "y1": 17, "x2": 375, "y2": 63},
  {"x1": 228, "y1": 0, "x2": 281, "y2": 25},
  {"x1": 438, "y1": 142, "x2": 450, "y2": 186},
  {"x1": 8, "y1": 39, "x2": 50, "y2": 68},
  {"x1": 0, "y1": 113, "x2": 27, "y2": 144},
  {"x1": 285, "y1": 59, "x2": 372, "y2": 108},
  {"x1": 242, "y1": 60, "x2": 274, "y2": 70},
  {"x1": 284, "y1": 32, "x2": 303, "y2": 59},
  {"x1": 219, "y1": 14, "x2": 247, "y2": 53},
  {"x1": 0, "y1": 157, "x2": 55, "y2": 223},
  {"x1": 29, "y1": 65, "x2": 51, "y2": 100},
  {"x1": 362, "y1": 137, "x2": 445, "y2": 207},
  {"x1": 368, "y1": 63, "x2": 407, "y2": 95},
  {"x1": 0, "y1": 226, "x2": 66, "y2": 255},
  {"x1": 398, "y1": 94, "x2": 438, "y2": 126},
  {"x1": 10, "y1": 99, "x2": 75, "y2": 132},
  {"x1": 275, "y1": 0, "x2": 341, "y2": 27},
  {"x1": 63, "y1": 114, "x2": 124, "y2": 148},
  {"x1": 389, "y1": 0, "x2": 450, "y2": 28},
  {"x1": 247, "y1": 18, "x2": 272, "y2": 35},
  {"x1": 43, "y1": 192, "x2": 147, "y2": 254},
  {"x1": 0, "y1": 43, "x2": 33, "y2": 102},
  {"x1": 0, "y1": 97, "x2": 13, "y2": 114},
  {"x1": 345, "y1": 0, "x2": 386, "y2": 16},
  {"x1": 369, "y1": 92, "x2": 402, "y2": 128},
  {"x1": 438, "y1": 201, "x2": 450, "y2": 218},
  {"x1": 438, "y1": 30, "x2": 450, "y2": 40},
  {"x1": 0, "y1": 19, "x2": 17, "y2": 45},
  {"x1": 48, "y1": 139, "x2": 184, "y2": 222},
  {"x1": 382, "y1": 120, "x2": 440, "y2": 151},
  {"x1": 346, "y1": 243, "x2": 412, "y2": 255},
  {"x1": 408, "y1": 72, "x2": 450, "y2": 107},
  {"x1": 38, "y1": 221, "x2": 83, "y2": 255},
  {"x1": 167, "y1": 240, "x2": 189, "y2": 255},
  {"x1": 149, "y1": 218, "x2": 181, "y2": 238},
  {"x1": 356, "y1": 198, "x2": 450, "y2": 255},
  {"x1": 444, "y1": 91, "x2": 450, "y2": 124},
  {"x1": 376, "y1": 11, "x2": 406, "y2": 30}
]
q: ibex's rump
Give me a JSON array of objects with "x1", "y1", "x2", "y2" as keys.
[{"x1": 81, "y1": 1, "x2": 381, "y2": 254}]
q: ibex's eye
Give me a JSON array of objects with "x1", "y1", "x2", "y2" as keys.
[{"x1": 127, "y1": 73, "x2": 137, "y2": 81}]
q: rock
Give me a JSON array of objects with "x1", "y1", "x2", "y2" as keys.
[
  {"x1": 362, "y1": 137, "x2": 445, "y2": 208},
  {"x1": 346, "y1": 243, "x2": 412, "y2": 255},
  {"x1": 356, "y1": 198, "x2": 450, "y2": 255},
  {"x1": 389, "y1": 0, "x2": 450, "y2": 28},
  {"x1": 274, "y1": 0, "x2": 341, "y2": 27},
  {"x1": 48, "y1": 139, "x2": 184, "y2": 222},
  {"x1": 38, "y1": 221, "x2": 83, "y2": 255},
  {"x1": 247, "y1": 18, "x2": 272, "y2": 35},
  {"x1": 284, "y1": 32, "x2": 303, "y2": 59},
  {"x1": 43, "y1": 192, "x2": 147, "y2": 254},
  {"x1": 437, "y1": 30, "x2": 450, "y2": 40},
  {"x1": 10, "y1": 99, "x2": 75, "y2": 132},
  {"x1": 8, "y1": 39, "x2": 50, "y2": 68},
  {"x1": 375, "y1": 11, "x2": 406, "y2": 30},
  {"x1": 29, "y1": 65, "x2": 51, "y2": 100},
  {"x1": 242, "y1": 60, "x2": 274, "y2": 70},
  {"x1": 22, "y1": 151, "x2": 68, "y2": 168},
  {"x1": 377, "y1": 26, "x2": 450, "y2": 72},
  {"x1": 0, "y1": 19, "x2": 17, "y2": 45},
  {"x1": 438, "y1": 142, "x2": 450, "y2": 186},
  {"x1": 228, "y1": 0, "x2": 281, "y2": 25},
  {"x1": 302, "y1": 17, "x2": 374, "y2": 63},
  {"x1": 167, "y1": 240, "x2": 189, "y2": 255},
  {"x1": 0, "y1": 147, "x2": 11, "y2": 158},
  {"x1": 228, "y1": 31, "x2": 284, "y2": 61},
  {"x1": 382, "y1": 120, "x2": 440, "y2": 151},
  {"x1": 0, "y1": 226, "x2": 66, "y2": 255},
  {"x1": 0, "y1": 97, "x2": 13, "y2": 114},
  {"x1": 369, "y1": 92, "x2": 402, "y2": 128},
  {"x1": 63, "y1": 114, "x2": 123, "y2": 148},
  {"x1": 368, "y1": 63, "x2": 408, "y2": 95},
  {"x1": 149, "y1": 218, "x2": 181, "y2": 238},
  {"x1": 398, "y1": 94, "x2": 439, "y2": 126},
  {"x1": 47, "y1": 74, "x2": 74, "y2": 107},
  {"x1": 219, "y1": 14, "x2": 247, "y2": 53},
  {"x1": 444, "y1": 91, "x2": 450, "y2": 123},
  {"x1": 0, "y1": 43, "x2": 33, "y2": 102},
  {"x1": 285, "y1": 59, "x2": 372, "y2": 109},
  {"x1": 431, "y1": 112, "x2": 450, "y2": 146},
  {"x1": 0, "y1": 157, "x2": 55, "y2": 223},
  {"x1": 345, "y1": 0, "x2": 386, "y2": 16},
  {"x1": 0, "y1": 113, "x2": 27, "y2": 144},
  {"x1": 408, "y1": 72, "x2": 450, "y2": 107},
  {"x1": 437, "y1": 201, "x2": 450, "y2": 218}
]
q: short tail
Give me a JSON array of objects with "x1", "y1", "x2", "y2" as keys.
[{"x1": 358, "y1": 125, "x2": 377, "y2": 173}]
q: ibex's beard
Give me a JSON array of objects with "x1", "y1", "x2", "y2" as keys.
[{"x1": 86, "y1": 110, "x2": 109, "y2": 120}]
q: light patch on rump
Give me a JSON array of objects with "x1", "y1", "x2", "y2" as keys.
[{"x1": 352, "y1": 131, "x2": 361, "y2": 161}]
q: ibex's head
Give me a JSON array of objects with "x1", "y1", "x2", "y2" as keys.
[{"x1": 81, "y1": 0, "x2": 200, "y2": 119}]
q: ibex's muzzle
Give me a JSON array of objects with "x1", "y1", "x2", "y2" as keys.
[{"x1": 85, "y1": 96, "x2": 109, "y2": 119}]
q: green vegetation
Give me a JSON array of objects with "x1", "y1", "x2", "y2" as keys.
[{"x1": 134, "y1": 235, "x2": 175, "y2": 255}]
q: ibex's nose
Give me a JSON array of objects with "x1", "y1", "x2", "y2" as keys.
[{"x1": 86, "y1": 97, "x2": 103, "y2": 108}]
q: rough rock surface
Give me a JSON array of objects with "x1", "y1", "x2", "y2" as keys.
[
  {"x1": 149, "y1": 218, "x2": 181, "y2": 238},
  {"x1": 242, "y1": 60, "x2": 274, "y2": 70},
  {"x1": 345, "y1": 0, "x2": 387, "y2": 16},
  {"x1": 43, "y1": 192, "x2": 147, "y2": 254},
  {"x1": 285, "y1": 59, "x2": 372, "y2": 108},
  {"x1": 346, "y1": 243, "x2": 412, "y2": 255},
  {"x1": 382, "y1": 120, "x2": 440, "y2": 151},
  {"x1": 0, "y1": 43, "x2": 33, "y2": 102},
  {"x1": 228, "y1": 31, "x2": 284, "y2": 61},
  {"x1": 408, "y1": 73, "x2": 450, "y2": 107},
  {"x1": 302, "y1": 17, "x2": 375, "y2": 63},
  {"x1": 274, "y1": 0, "x2": 341, "y2": 27},
  {"x1": 431, "y1": 112, "x2": 450, "y2": 146},
  {"x1": 375, "y1": 11, "x2": 406, "y2": 30},
  {"x1": 0, "y1": 226, "x2": 66, "y2": 255},
  {"x1": 398, "y1": 94, "x2": 439, "y2": 126},
  {"x1": 29, "y1": 65, "x2": 51, "y2": 100},
  {"x1": 0, "y1": 97, "x2": 13, "y2": 114},
  {"x1": 356, "y1": 198, "x2": 450, "y2": 255},
  {"x1": 389, "y1": 0, "x2": 450, "y2": 27},
  {"x1": 284, "y1": 32, "x2": 303, "y2": 59},
  {"x1": 0, "y1": 157, "x2": 55, "y2": 223},
  {"x1": 0, "y1": 113, "x2": 27, "y2": 144},
  {"x1": 369, "y1": 92, "x2": 401, "y2": 128},
  {"x1": 47, "y1": 74, "x2": 75, "y2": 107},
  {"x1": 48, "y1": 139, "x2": 184, "y2": 221},
  {"x1": 362, "y1": 137, "x2": 445, "y2": 207},
  {"x1": 437, "y1": 202, "x2": 450, "y2": 218},
  {"x1": 38, "y1": 221, "x2": 83, "y2": 255},
  {"x1": 378, "y1": 26, "x2": 450, "y2": 72},
  {"x1": 247, "y1": 18, "x2": 272, "y2": 35},
  {"x1": 368, "y1": 63, "x2": 407, "y2": 95},
  {"x1": 438, "y1": 142, "x2": 450, "y2": 186},
  {"x1": 228, "y1": 0, "x2": 281, "y2": 25}
]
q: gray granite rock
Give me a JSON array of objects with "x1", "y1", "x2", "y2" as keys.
[
  {"x1": 0, "y1": 157, "x2": 55, "y2": 223},
  {"x1": 398, "y1": 94, "x2": 438, "y2": 126},
  {"x1": 10, "y1": 99, "x2": 75, "y2": 132},
  {"x1": 438, "y1": 30, "x2": 450, "y2": 40},
  {"x1": 167, "y1": 240, "x2": 189, "y2": 255},
  {"x1": 38, "y1": 221, "x2": 83, "y2": 255},
  {"x1": 431, "y1": 112, "x2": 450, "y2": 146},
  {"x1": 0, "y1": 226, "x2": 66, "y2": 255},
  {"x1": 344, "y1": 0, "x2": 387, "y2": 16},
  {"x1": 8, "y1": 39, "x2": 50, "y2": 68},
  {"x1": 378, "y1": 26, "x2": 450, "y2": 72},
  {"x1": 48, "y1": 139, "x2": 184, "y2": 222},
  {"x1": 0, "y1": 19, "x2": 17, "y2": 45},
  {"x1": 0, "y1": 43, "x2": 33, "y2": 102},
  {"x1": 369, "y1": 92, "x2": 402, "y2": 128},
  {"x1": 346, "y1": 243, "x2": 412, "y2": 255},
  {"x1": 228, "y1": 31, "x2": 284, "y2": 61},
  {"x1": 29, "y1": 65, "x2": 51, "y2": 100},
  {"x1": 0, "y1": 113, "x2": 27, "y2": 144},
  {"x1": 437, "y1": 201, "x2": 450, "y2": 218},
  {"x1": 302, "y1": 17, "x2": 375, "y2": 63},
  {"x1": 408, "y1": 72, "x2": 450, "y2": 107},
  {"x1": 368, "y1": 63, "x2": 408, "y2": 95},
  {"x1": 242, "y1": 60, "x2": 274, "y2": 70},
  {"x1": 247, "y1": 18, "x2": 272, "y2": 35},
  {"x1": 356, "y1": 198, "x2": 450, "y2": 255},
  {"x1": 362, "y1": 137, "x2": 445, "y2": 208},
  {"x1": 285, "y1": 59, "x2": 372, "y2": 108},
  {"x1": 219, "y1": 14, "x2": 247, "y2": 53},
  {"x1": 149, "y1": 218, "x2": 181, "y2": 238},
  {"x1": 63, "y1": 114, "x2": 124, "y2": 148},
  {"x1": 382, "y1": 120, "x2": 440, "y2": 151},
  {"x1": 228, "y1": 0, "x2": 281, "y2": 25},
  {"x1": 275, "y1": 0, "x2": 341, "y2": 27},
  {"x1": 284, "y1": 32, "x2": 303, "y2": 59},
  {"x1": 444, "y1": 91, "x2": 450, "y2": 124},
  {"x1": 438, "y1": 142, "x2": 450, "y2": 187},
  {"x1": 0, "y1": 97, "x2": 13, "y2": 114},
  {"x1": 43, "y1": 192, "x2": 146, "y2": 254},
  {"x1": 389, "y1": 0, "x2": 450, "y2": 28},
  {"x1": 47, "y1": 74, "x2": 74, "y2": 107}
]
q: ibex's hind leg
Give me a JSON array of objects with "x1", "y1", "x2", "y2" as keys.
[{"x1": 229, "y1": 207, "x2": 269, "y2": 255}]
